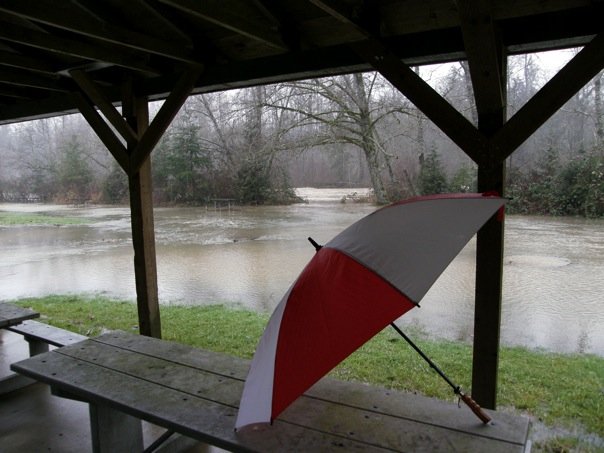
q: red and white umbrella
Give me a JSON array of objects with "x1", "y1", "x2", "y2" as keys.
[{"x1": 235, "y1": 193, "x2": 506, "y2": 429}]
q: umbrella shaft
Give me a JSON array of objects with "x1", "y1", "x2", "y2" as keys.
[{"x1": 389, "y1": 322, "x2": 458, "y2": 392}]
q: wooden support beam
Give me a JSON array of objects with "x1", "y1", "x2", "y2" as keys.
[
  {"x1": 70, "y1": 69, "x2": 138, "y2": 147},
  {"x1": 352, "y1": 38, "x2": 486, "y2": 163},
  {"x1": 130, "y1": 66, "x2": 203, "y2": 173},
  {"x1": 472, "y1": 160, "x2": 505, "y2": 409},
  {"x1": 492, "y1": 32, "x2": 604, "y2": 161},
  {"x1": 74, "y1": 71, "x2": 170, "y2": 338},
  {"x1": 309, "y1": 0, "x2": 487, "y2": 162},
  {"x1": 457, "y1": 0, "x2": 505, "y2": 120},
  {"x1": 123, "y1": 89, "x2": 162, "y2": 339},
  {"x1": 457, "y1": 1, "x2": 507, "y2": 409},
  {"x1": 71, "y1": 91, "x2": 130, "y2": 172}
]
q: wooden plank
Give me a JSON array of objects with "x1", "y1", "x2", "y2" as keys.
[
  {"x1": 57, "y1": 339, "x2": 243, "y2": 407},
  {"x1": 280, "y1": 391, "x2": 524, "y2": 453},
  {"x1": 99, "y1": 333, "x2": 528, "y2": 443},
  {"x1": 307, "y1": 379, "x2": 528, "y2": 446},
  {"x1": 7, "y1": 320, "x2": 87, "y2": 347},
  {"x1": 0, "y1": 303, "x2": 38, "y2": 328},
  {"x1": 94, "y1": 332, "x2": 529, "y2": 446},
  {"x1": 11, "y1": 352, "x2": 391, "y2": 452},
  {"x1": 94, "y1": 330, "x2": 250, "y2": 378}
]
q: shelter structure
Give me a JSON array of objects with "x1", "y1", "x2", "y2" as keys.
[{"x1": 0, "y1": 0, "x2": 602, "y2": 411}]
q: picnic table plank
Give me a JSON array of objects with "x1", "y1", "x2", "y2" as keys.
[
  {"x1": 95, "y1": 330, "x2": 529, "y2": 448},
  {"x1": 0, "y1": 303, "x2": 38, "y2": 328},
  {"x1": 8, "y1": 320, "x2": 87, "y2": 347},
  {"x1": 12, "y1": 344, "x2": 389, "y2": 452}
]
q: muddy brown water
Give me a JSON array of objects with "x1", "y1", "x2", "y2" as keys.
[{"x1": 1, "y1": 188, "x2": 602, "y2": 355}]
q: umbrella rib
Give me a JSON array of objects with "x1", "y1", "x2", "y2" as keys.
[{"x1": 324, "y1": 246, "x2": 421, "y2": 307}]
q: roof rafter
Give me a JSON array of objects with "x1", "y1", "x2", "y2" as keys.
[
  {"x1": 0, "y1": 0, "x2": 199, "y2": 65},
  {"x1": 0, "y1": 67, "x2": 70, "y2": 92},
  {"x1": 157, "y1": 0, "x2": 288, "y2": 51},
  {"x1": 74, "y1": 0, "x2": 193, "y2": 47},
  {"x1": 0, "y1": 21, "x2": 160, "y2": 75},
  {"x1": 0, "y1": 49, "x2": 57, "y2": 75}
]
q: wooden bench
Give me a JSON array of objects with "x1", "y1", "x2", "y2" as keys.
[
  {"x1": 8, "y1": 320, "x2": 88, "y2": 356},
  {"x1": 11, "y1": 330, "x2": 531, "y2": 453},
  {"x1": 1, "y1": 320, "x2": 88, "y2": 395}
]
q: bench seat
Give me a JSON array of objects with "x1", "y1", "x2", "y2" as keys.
[
  {"x1": 8, "y1": 320, "x2": 88, "y2": 351},
  {"x1": 1, "y1": 320, "x2": 88, "y2": 395}
]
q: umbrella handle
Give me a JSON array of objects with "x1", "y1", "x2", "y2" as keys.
[{"x1": 459, "y1": 392, "x2": 492, "y2": 424}]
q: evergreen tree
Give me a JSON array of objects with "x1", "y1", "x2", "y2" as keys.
[
  {"x1": 418, "y1": 149, "x2": 448, "y2": 195},
  {"x1": 56, "y1": 135, "x2": 93, "y2": 202}
]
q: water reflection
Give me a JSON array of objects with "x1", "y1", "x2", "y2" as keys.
[{"x1": 0, "y1": 189, "x2": 602, "y2": 356}]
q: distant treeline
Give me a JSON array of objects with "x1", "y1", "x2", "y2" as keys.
[
  {"x1": 1, "y1": 52, "x2": 603, "y2": 214},
  {"x1": 507, "y1": 149, "x2": 604, "y2": 217}
]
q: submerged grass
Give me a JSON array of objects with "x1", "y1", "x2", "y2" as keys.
[
  {"x1": 11, "y1": 295, "x2": 604, "y2": 450},
  {"x1": 0, "y1": 211, "x2": 89, "y2": 226}
]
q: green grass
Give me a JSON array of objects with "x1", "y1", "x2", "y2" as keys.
[
  {"x1": 0, "y1": 211, "x2": 90, "y2": 226},
  {"x1": 11, "y1": 295, "x2": 604, "y2": 450}
]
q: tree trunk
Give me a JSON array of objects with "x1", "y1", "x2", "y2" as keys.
[
  {"x1": 595, "y1": 73, "x2": 603, "y2": 148},
  {"x1": 352, "y1": 74, "x2": 388, "y2": 203}
]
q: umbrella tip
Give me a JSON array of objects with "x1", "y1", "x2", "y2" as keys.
[{"x1": 308, "y1": 237, "x2": 323, "y2": 251}]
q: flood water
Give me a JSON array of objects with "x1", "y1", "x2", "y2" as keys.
[{"x1": 1, "y1": 188, "x2": 603, "y2": 356}]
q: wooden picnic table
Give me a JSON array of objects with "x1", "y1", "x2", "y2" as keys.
[
  {"x1": 12, "y1": 330, "x2": 531, "y2": 452},
  {"x1": 0, "y1": 302, "x2": 39, "y2": 394}
]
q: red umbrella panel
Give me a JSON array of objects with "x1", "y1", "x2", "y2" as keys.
[{"x1": 235, "y1": 193, "x2": 506, "y2": 430}]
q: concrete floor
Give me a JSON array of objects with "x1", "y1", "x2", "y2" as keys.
[{"x1": 0, "y1": 330, "x2": 218, "y2": 452}]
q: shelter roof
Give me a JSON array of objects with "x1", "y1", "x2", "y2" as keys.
[{"x1": 0, "y1": 0, "x2": 602, "y2": 124}]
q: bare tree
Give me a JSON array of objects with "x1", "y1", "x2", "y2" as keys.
[{"x1": 264, "y1": 73, "x2": 414, "y2": 203}]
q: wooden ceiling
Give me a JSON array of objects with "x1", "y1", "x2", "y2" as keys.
[{"x1": 0, "y1": 0, "x2": 602, "y2": 125}]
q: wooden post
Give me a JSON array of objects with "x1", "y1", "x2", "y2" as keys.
[
  {"x1": 123, "y1": 89, "x2": 161, "y2": 338},
  {"x1": 472, "y1": 160, "x2": 505, "y2": 409},
  {"x1": 71, "y1": 68, "x2": 201, "y2": 338},
  {"x1": 470, "y1": 41, "x2": 507, "y2": 407},
  {"x1": 89, "y1": 403, "x2": 143, "y2": 453}
]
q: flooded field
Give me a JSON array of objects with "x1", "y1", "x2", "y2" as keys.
[{"x1": 1, "y1": 188, "x2": 603, "y2": 355}]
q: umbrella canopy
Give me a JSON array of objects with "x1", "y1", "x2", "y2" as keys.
[{"x1": 235, "y1": 193, "x2": 506, "y2": 430}]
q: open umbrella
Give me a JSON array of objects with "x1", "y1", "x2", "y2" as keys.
[{"x1": 235, "y1": 193, "x2": 506, "y2": 430}]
